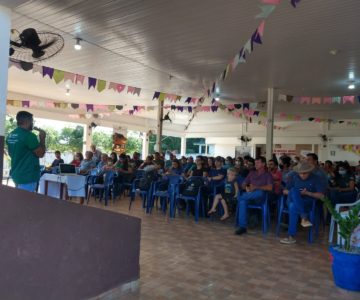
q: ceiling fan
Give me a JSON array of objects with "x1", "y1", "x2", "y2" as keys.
[{"x1": 9, "y1": 28, "x2": 64, "y2": 63}]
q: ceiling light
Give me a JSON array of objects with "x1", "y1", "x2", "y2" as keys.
[
  {"x1": 329, "y1": 49, "x2": 339, "y2": 56},
  {"x1": 215, "y1": 97, "x2": 220, "y2": 101},
  {"x1": 348, "y1": 84, "x2": 355, "y2": 90},
  {"x1": 65, "y1": 88, "x2": 70, "y2": 96},
  {"x1": 215, "y1": 87, "x2": 220, "y2": 94},
  {"x1": 349, "y1": 72, "x2": 355, "y2": 79},
  {"x1": 74, "y1": 38, "x2": 82, "y2": 50}
]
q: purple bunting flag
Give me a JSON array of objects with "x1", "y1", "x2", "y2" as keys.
[
  {"x1": 42, "y1": 66, "x2": 54, "y2": 79},
  {"x1": 86, "y1": 104, "x2": 94, "y2": 112},
  {"x1": 291, "y1": 0, "x2": 301, "y2": 8},
  {"x1": 211, "y1": 106, "x2": 218, "y2": 112},
  {"x1": 178, "y1": 106, "x2": 184, "y2": 112},
  {"x1": 188, "y1": 107, "x2": 193, "y2": 113},
  {"x1": 88, "y1": 77, "x2": 97, "y2": 90},
  {"x1": 185, "y1": 97, "x2": 192, "y2": 104},
  {"x1": 153, "y1": 92, "x2": 160, "y2": 100},
  {"x1": 22, "y1": 100, "x2": 30, "y2": 108}
]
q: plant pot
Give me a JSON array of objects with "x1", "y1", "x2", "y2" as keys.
[{"x1": 329, "y1": 246, "x2": 360, "y2": 291}]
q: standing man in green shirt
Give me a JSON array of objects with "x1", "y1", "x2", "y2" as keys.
[{"x1": 6, "y1": 111, "x2": 46, "y2": 192}]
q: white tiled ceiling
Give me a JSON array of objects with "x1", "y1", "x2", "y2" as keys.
[{"x1": 6, "y1": 0, "x2": 360, "y2": 128}]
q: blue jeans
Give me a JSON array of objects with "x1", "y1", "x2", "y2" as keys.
[
  {"x1": 237, "y1": 190, "x2": 266, "y2": 228},
  {"x1": 288, "y1": 188, "x2": 315, "y2": 236},
  {"x1": 16, "y1": 182, "x2": 37, "y2": 192}
]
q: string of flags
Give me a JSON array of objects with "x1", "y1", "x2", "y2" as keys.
[
  {"x1": 208, "y1": 0, "x2": 301, "y2": 98},
  {"x1": 278, "y1": 94, "x2": 360, "y2": 105},
  {"x1": 8, "y1": 60, "x2": 201, "y2": 104},
  {"x1": 342, "y1": 145, "x2": 360, "y2": 156}
]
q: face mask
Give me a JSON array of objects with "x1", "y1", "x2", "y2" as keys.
[{"x1": 339, "y1": 170, "x2": 346, "y2": 176}]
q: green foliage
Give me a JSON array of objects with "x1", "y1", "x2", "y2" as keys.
[
  {"x1": 321, "y1": 197, "x2": 360, "y2": 251},
  {"x1": 148, "y1": 135, "x2": 181, "y2": 154},
  {"x1": 126, "y1": 136, "x2": 142, "y2": 155},
  {"x1": 92, "y1": 131, "x2": 113, "y2": 153},
  {"x1": 57, "y1": 126, "x2": 84, "y2": 153}
]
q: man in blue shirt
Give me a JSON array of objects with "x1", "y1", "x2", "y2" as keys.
[
  {"x1": 280, "y1": 161, "x2": 325, "y2": 245},
  {"x1": 306, "y1": 153, "x2": 328, "y2": 190}
]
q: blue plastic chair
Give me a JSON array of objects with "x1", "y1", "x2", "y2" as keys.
[
  {"x1": 129, "y1": 175, "x2": 154, "y2": 213},
  {"x1": 150, "y1": 175, "x2": 183, "y2": 214},
  {"x1": 87, "y1": 170, "x2": 115, "y2": 206},
  {"x1": 276, "y1": 194, "x2": 320, "y2": 243},
  {"x1": 236, "y1": 191, "x2": 270, "y2": 234},
  {"x1": 173, "y1": 176, "x2": 205, "y2": 222},
  {"x1": 119, "y1": 169, "x2": 145, "y2": 198}
]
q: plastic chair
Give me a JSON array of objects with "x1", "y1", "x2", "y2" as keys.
[
  {"x1": 128, "y1": 175, "x2": 154, "y2": 213},
  {"x1": 150, "y1": 175, "x2": 183, "y2": 214},
  {"x1": 236, "y1": 191, "x2": 270, "y2": 234},
  {"x1": 276, "y1": 194, "x2": 320, "y2": 243},
  {"x1": 329, "y1": 198, "x2": 360, "y2": 244},
  {"x1": 173, "y1": 176, "x2": 205, "y2": 222},
  {"x1": 87, "y1": 171, "x2": 115, "y2": 206},
  {"x1": 120, "y1": 169, "x2": 145, "y2": 198}
]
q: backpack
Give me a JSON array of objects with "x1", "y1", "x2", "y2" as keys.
[
  {"x1": 138, "y1": 169, "x2": 158, "y2": 191},
  {"x1": 180, "y1": 177, "x2": 204, "y2": 196}
]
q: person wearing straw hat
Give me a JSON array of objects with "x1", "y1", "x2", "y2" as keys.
[{"x1": 280, "y1": 161, "x2": 325, "y2": 245}]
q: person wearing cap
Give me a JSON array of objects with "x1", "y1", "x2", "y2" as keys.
[{"x1": 280, "y1": 161, "x2": 325, "y2": 245}]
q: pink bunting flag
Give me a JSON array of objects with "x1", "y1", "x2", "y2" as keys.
[
  {"x1": 75, "y1": 74, "x2": 85, "y2": 85},
  {"x1": 46, "y1": 101, "x2": 54, "y2": 108},
  {"x1": 93, "y1": 105, "x2": 107, "y2": 111},
  {"x1": 279, "y1": 112, "x2": 287, "y2": 118},
  {"x1": 227, "y1": 104, "x2": 235, "y2": 110},
  {"x1": 116, "y1": 84, "x2": 126, "y2": 93},
  {"x1": 300, "y1": 97, "x2": 311, "y2": 104},
  {"x1": 343, "y1": 96, "x2": 355, "y2": 104},
  {"x1": 191, "y1": 98, "x2": 198, "y2": 104},
  {"x1": 258, "y1": 21, "x2": 266, "y2": 37},
  {"x1": 311, "y1": 97, "x2": 322, "y2": 104},
  {"x1": 127, "y1": 86, "x2": 136, "y2": 94},
  {"x1": 108, "y1": 82, "x2": 117, "y2": 91},
  {"x1": 294, "y1": 115, "x2": 302, "y2": 121},
  {"x1": 79, "y1": 104, "x2": 87, "y2": 110},
  {"x1": 64, "y1": 72, "x2": 75, "y2": 83},
  {"x1": 323, "y1": 97, "x2": 332, "y2": 104},
  {"x1": 233, "y1": 111, "x2": 241, "y2": 118}
]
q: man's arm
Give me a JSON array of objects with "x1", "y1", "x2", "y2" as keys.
[{"x1": 32, "y1": 130, "x2": 46, "y2": 158}]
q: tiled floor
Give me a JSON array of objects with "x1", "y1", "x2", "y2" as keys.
[{"x1": 86, "y1": 196, "x2": 358, "y2": 300}]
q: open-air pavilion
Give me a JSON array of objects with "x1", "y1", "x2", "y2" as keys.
[{"x1": 0, "y1": 1, "x2": 360, "y2": 299}]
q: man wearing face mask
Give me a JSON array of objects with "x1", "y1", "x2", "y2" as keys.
[
  {"x1": 329, "y1": 162, "x2": 357, "y2": 206},
  {"x1": 6, "y1": 111, "x2": 46, "y2": 192}
]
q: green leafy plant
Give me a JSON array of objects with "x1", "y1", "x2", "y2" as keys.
[{"x1": 321, "y1": 197, "x2": 360, "y2": 251}]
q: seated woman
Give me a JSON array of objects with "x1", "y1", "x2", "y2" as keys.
[
  {"x1": 110, "y1": 152, "x2": 118, "y2": 165},
  {"x1": 138, "y1": 155, "x2": 154, "y2": 169},
  {"x1": 208, "y1": 168, "x2": 239, "y2": 221},
  {"x1": 70, "y1": 152, "x2": 83, "y2": 168},
  {"x1": 189, "y1": 155, "x2": 206, "y2": 177},
  {"x1": 280, "y1": 161, "x2": 325, "y2": 245},
  {"x1": 329, "y1": 162, "x2": 357, "y2": 206},
  {"x1": 166, "y1": 159, "x2": 182, "y2": 176}
]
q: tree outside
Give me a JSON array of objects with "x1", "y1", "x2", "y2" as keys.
[{"x1": 148, "y1": 134, "x2": 181, "y2": 154}]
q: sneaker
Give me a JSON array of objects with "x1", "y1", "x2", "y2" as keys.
[
  {"x1": 301, "y1": 219, "x2": 313, "y2": 228},
  {"x1": 280, "y1": 237, "x2": 296, "y2": 245},
  {"x1": 235, "y1": 227, "x2": 247, "y2": 235}
]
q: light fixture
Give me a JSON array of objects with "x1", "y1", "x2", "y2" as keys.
[
  {"x1": 74, "y1": 38, "x2": 82, "y2": 50},
  {"x1": 348, "y1": 84, "x2": 355, "y2": 90},
  {"x1": 215, "y1": 87, "x2": 220, "y2": 94},
  {"x1": 349, "y1": 72, "x2": 355, "y2": 80},
  {"x1": 215, "y1": 97, "x2": 220, "y2": 101},
  {"x1": 65, "y1": 88, "x2": 70, "y2": 96},
  {"x1": 329, "y1": 49, "x2": 339, "y2": 56}
]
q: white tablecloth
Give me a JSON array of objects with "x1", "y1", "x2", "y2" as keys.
[{"x1": 38, "y1": 174, "x2": 86, "y2": 199}]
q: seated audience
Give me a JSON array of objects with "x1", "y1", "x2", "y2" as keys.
[
  {"x1": 183, "y1": 156, "x2": 195, "y2": 174},
  {"x1": 189, "y1": 155, "x2": 206, "y2": 177},
  {"x1": 207, "y1": 157, "x2": 215, "y2": 171},
  {"x1": 306, "y1": 153, "x2": 328, "y2": 190},
  {"x1": 90, "y1": 144, "x2": 102, "y2": 163},
  {"x1": 208, "y1": 167, "x2": 239, "y2": 221},
  {"x1": 166, "y1": 159, "x2": 183, "y2": 175},
  {"x1": 51, "y1": 150, "x2": 64, "y2": 168},
  {"x1": 280, "y1": 161, "x2": 325, "y2": 245},
  {"x1": 279, "y1": 155, "x2": 293, "y2": 185},
  {"x1": 79, "y1": 151, "x2": 96, "y2": 175},
  {"x1": 139, "y1": 155, "x2": 154, "y2": 169},
  {"x1": 329, "y1": 162, "x2": 357, "y2": 206},
  {"x1": 208, "y1": 156, "x2": 226, "y2": 185},
  {"x1": 110, "y1": 152, "x2": 118, "y2": 164},
  {"x1": 165, "y1": 152, "x2": 176, "y2": 170},
  {"x1": 268, "y1": 159, "x2": 282, "y2": 196},
  {"x1": 235, "y1": 156, "x2": 273, "y2": 235},
  {"x1": 70, "y1": 152, "x2": 83, "y2": 167},
  {"x1": 132, "y1": 152, "x2": 143, "y2": 169}
]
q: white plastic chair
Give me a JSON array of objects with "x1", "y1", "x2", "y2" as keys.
[{"x1": 329, "y1": 198, "x2": 360, "y2": 243}]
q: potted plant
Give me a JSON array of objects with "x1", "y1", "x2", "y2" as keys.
[{"x1": 321, "y1": 197, "x2": 360, "y2": 291}]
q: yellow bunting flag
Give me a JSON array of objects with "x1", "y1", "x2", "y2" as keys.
[
  {"x1": 53, "y1": 70, "x2": 65, "y2": 84},
  {"x1": 97, "y1": 80, "x2": 107, "y2": 93},
  {"x1": 159, "y1": 92, "x2": 165, "y2": 102}
]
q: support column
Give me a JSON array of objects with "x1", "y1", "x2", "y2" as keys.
[
  {"x1": 180, "y1": 137, "x2": 186, "y2": 156},
  {"x1": 0, "y1": 5, "x2": 11, "y2": 183},
  {"x1": 83, "y1": 124, "x2": 93, "y2": 154},
  {"x1": 155, "y1": 100, "x2": 163, "y2": 153},
  {"x1": 265, "y1": 88, "x2": 275, "y2": 161},
  {"x1": 142, "y1": 132, "x2": 149, "y2": 159}
]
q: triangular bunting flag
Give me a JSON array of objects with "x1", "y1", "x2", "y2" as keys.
[
  {"x1": 53, "y1": 69, "x2": 65, "y2": 84},
  {"x1": 97, "y1": 80, "x2": 107, "y2": 92},
  {"x1": 255, "y1": 5, "x2": 276, "y2": 19}
]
